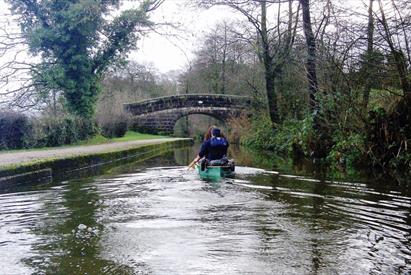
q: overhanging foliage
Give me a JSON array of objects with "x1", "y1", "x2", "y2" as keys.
[{"x1": 7, "y1": 0, "x2": 160, "y2": 118}]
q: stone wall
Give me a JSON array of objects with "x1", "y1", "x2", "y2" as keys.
[
  {"x1": 125, "y1": 95, "x2": 252, "y2": 135},
  {"x1": 125, "y1": 94, "x2": 251, "y2": 116},
  {"x1": 0, "y1": 139, "x2": 193, "y2": 190}
]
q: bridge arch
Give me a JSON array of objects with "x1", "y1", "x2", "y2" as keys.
[
  {"x1": 174, "y1": 112, "x2": 226, "y2": 138},
  {"x1": 124, "y1": 94, "x2": 252, "y2": 135}
]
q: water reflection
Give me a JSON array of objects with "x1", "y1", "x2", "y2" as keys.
[
  {"x1": 0, "y1": 144, "x2": 409, "y2": 274},
  {"x1": 21, "y1": 178, "x2": 135, "y2": 274}
]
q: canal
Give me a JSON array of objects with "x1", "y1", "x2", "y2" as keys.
[{"x1": 0, "y1": 144, "x2": 410, "y2": 274}]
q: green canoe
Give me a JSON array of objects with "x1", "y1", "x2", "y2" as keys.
[{"x1": 195, "y1": 163, "x2": 235, "y2": 180}]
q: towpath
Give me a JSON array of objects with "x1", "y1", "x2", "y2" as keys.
[{"x1": 0, "y1": 138, "x2": 188, "y2": 167}]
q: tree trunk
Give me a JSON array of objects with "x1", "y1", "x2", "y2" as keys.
[
  {"x1": 300, "y1": 0, "x2": 319, "y2": 112},
  {"x1": 363, "y1": 0, "x2": 374, "y2": 108},
  {"x1": 378, "y1": 0, "x2": 411, "y2": 103},
  {"x1": 391, "y1": 0, "x2": 411, "y2": 66},
  {"x1": 220, "y1": 23, "x2": 227, "y2": 94},
  {"x1": 261, "y1": 1, "x2": 279, "y2": 124},
  {"x1": 265, "y1": 66, "x2": 278, "y2": 124},
  {"x1": 300, "y1": 0, "x2": 333, "y2": 158}
]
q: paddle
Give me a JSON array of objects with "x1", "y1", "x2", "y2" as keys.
[{"x1": 187, "y1": 156, "x2": 200, "y2": 170}]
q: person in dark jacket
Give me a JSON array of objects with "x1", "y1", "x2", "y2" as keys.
[
  {"x1": 188, "y1": 127, "x2": 229, "y2": 169},
  {"x1": 198, "y1": 128, "x2": 228, "y2": 161}
]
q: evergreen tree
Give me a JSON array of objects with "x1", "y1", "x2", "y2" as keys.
[{"x1": 7, "y1": 0, "x2": 159, "y2": 118}]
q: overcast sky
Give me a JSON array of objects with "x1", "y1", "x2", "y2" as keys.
[
  {"x1": 0, "y1": 0, "x2": 367, "y2": 75},
  {"x1": 130, "y1": 1, "x2": 239, "y2": 73},
  {"x1": 128, "y1": 0, "x2": 365, "y2": 74},
  {"x1": 0, "y1": 0, "x2": 239, "y2": 73},
  {"x1": 115, "y1": 0, "x2": 365, "y2": 74}
]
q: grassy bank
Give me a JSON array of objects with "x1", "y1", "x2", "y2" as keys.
[
  {"x1": 0, "y1": 131, "x2": 169, "y2": 153},
  {"x1": 77, "y1": 131, "x2": 169, "y2": 145}
]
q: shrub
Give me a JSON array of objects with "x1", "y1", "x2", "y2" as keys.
[
  {"x1": 74, "y1": 117, "x2": 98, "y2": 140},
  {"x1": 0, "y1": 112, "x2": 33, "y2": 150},
  {"x1": 35, "y1": 116, "x2": 97, "y2": 147},
  {"x1": 101, "y1": 120, "x2": 128, "y2": 138},
  {"x1": 327, "y1": 132, "x2": 366, "y2": 169},
  {"x1": 271, "y1": 117, "x2": 314, "y2": 155},
  {"x1": 226, "y1": 112, "x2": 251, "y2": 144},
  {"x1": 99, "y1": 115, "x2": 128, "y2": 138},
  {"x1": 366, "y1": 103, "x2": 411, "y2": 176},
  {"x1": 0, "y1": 112, "x2": 98, "y2": 150},
  {"x1": 241, "y1": 114, "x2": 314, "y2": 155},
  {"x1": 240, "y1": 115, "x2": 276, "y2": 150}
]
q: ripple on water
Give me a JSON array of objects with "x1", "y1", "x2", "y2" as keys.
[{"x1": 0, "y1": 163, "x2": 410, "y2": 274}]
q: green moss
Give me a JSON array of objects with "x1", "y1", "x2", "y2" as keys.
[{"x1": 0, "y1": 139, "x2": 192, "y2": 186}]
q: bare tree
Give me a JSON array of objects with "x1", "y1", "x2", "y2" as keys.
[
  {"x1": 377, "y1": 0, "x2": 411, "y2": 102},
  {"x1": 299, "y1": 0, "x2": 318, "y2": 112},
  {"x1": 0, "y1": 12, "x2": 43, "y2": 111},
  {"x1": 183, "y1": 20, "x2": 259, "y2": 97},
  {"x1": 197, "y1": 0, "x2": 300, "y2": 125},
  {"x1": 362, "y1": 0, "x2": 375, "y2": 108}
]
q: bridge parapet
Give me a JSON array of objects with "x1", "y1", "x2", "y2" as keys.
[
  {"x1": 124, "y1": 94, "x2": 252, "y2": 116},
  {"x1": 124, "y1": 94, "x2": 253, "y2": 134}
]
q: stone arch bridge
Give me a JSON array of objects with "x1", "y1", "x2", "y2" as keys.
[{"x1": 124, "y1": 94, "x2": 252, "y2": 135}]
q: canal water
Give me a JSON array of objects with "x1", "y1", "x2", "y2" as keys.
[{"x1": 0, "y1": 145, "x2": 410, "y2": 274}]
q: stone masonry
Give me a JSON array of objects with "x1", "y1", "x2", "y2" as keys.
[{"x1": 124, "y1": 94, "x2": 252, "y2": 134}]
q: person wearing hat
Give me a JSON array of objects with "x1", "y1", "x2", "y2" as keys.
[{"x1": 188, "y1": 127, "x2": 229, "y2": 169}]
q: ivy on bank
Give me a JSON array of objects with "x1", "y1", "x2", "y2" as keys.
[
  {"x1": 7, "y1": 0, "x2": 156, "y2": 118},
  {"x1": 239, "y1": 111, "x2": 410, "y2": 180}
]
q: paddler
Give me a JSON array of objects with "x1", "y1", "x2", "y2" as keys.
[{"x1": 188, "y1": 126, "x2": 229, "y2": 170}]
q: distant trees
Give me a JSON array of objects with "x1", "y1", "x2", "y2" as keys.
[
  {"x1": 1, "y1": 0, "x2": 410, "y2": 171},
  {"x1": 192, "y1": 0, "x2": 411, "y2": 173},
  {"x1": 180, "y1": 21, "x2": 262, "y2": 98},
  {"x1": 96, "y1": 61, "x2": 178, "y2": 137},
  {"x1": 4, "y1": 0, "x2": 162, "y2": 118},
  {"x1": 197, "y1": 0, "x2": 300, "y2": 125},
  {"x1": 194, "y1": 0, "x2": 410, "y2": 116}
]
